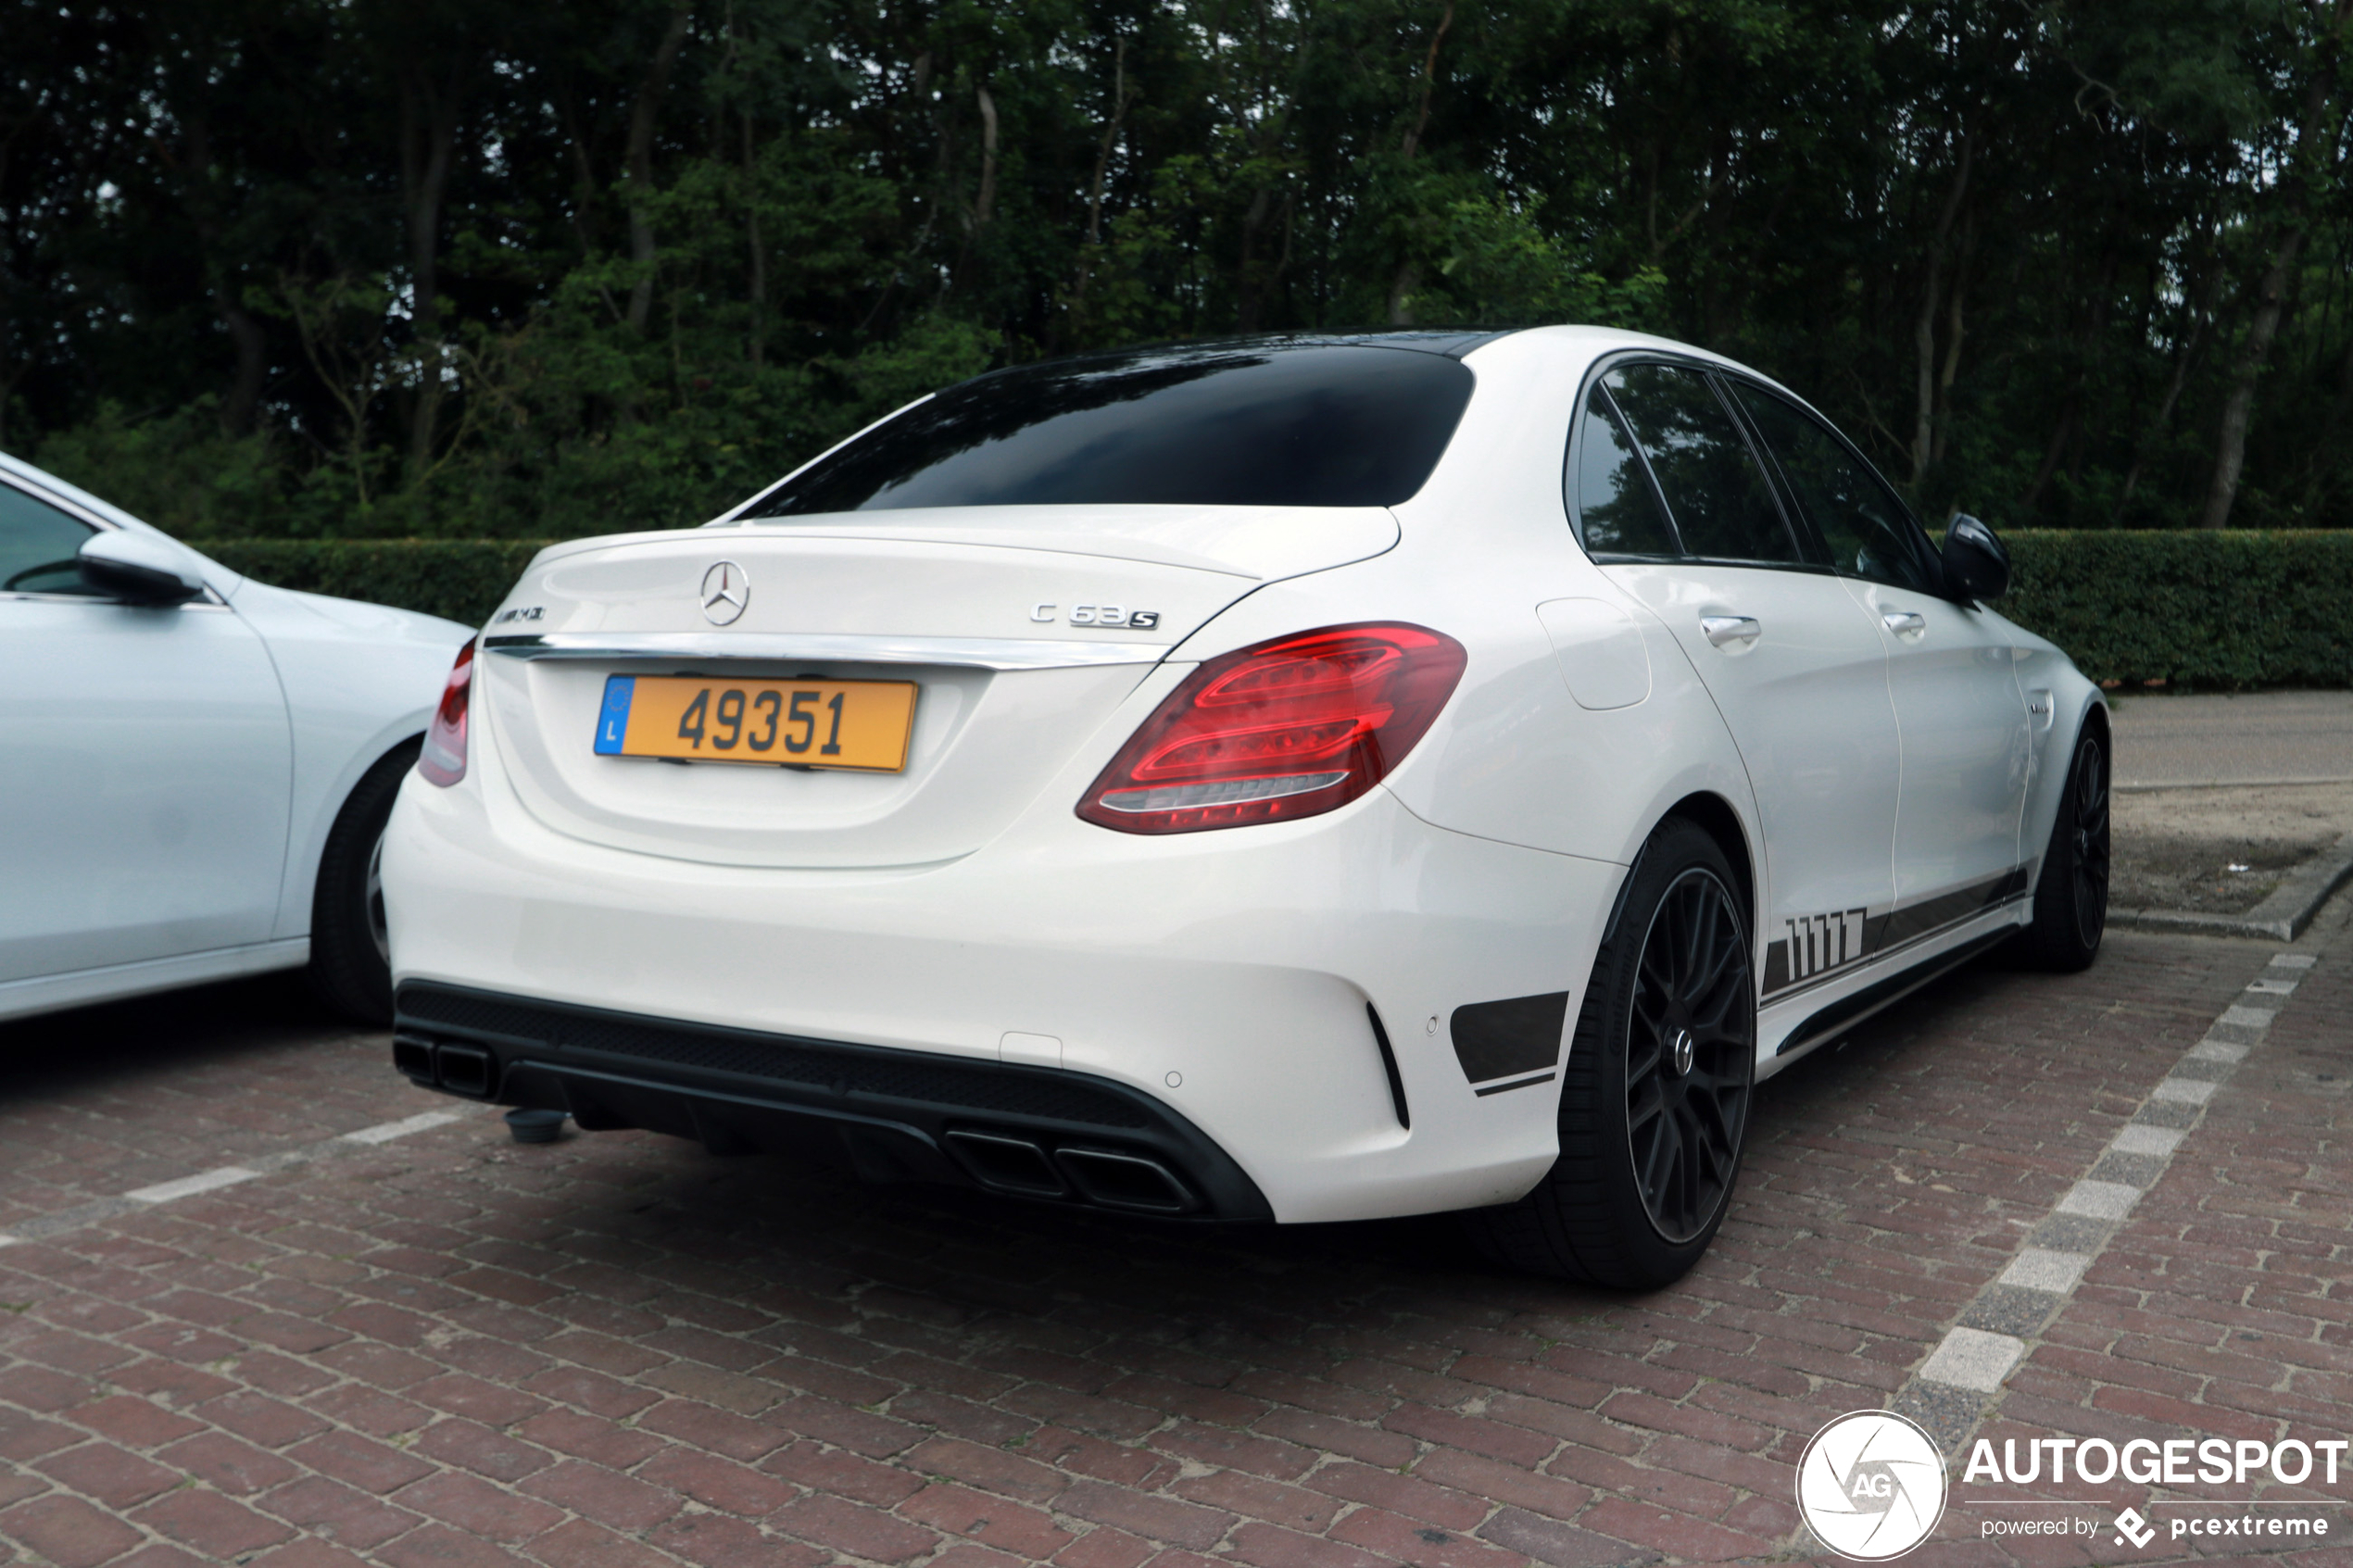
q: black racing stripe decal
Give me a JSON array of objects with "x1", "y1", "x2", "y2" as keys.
[
  {"x1": 1760, "y1": 865, "x2": 2029, "y2": 999},
  {"x1": 1474, "y1": 1071, "x2": 1556, "y2": 1097},
  {"x1": 1879, "y1": 865, "x2": 2031, "y2": 947}
]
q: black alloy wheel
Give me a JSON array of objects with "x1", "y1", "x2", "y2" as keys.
[
  {"x1": 1464, "y1": 817, "x2": 1756, "y2": 1288},
  {"x1": 1625, "y1": 867, "x2": 1754, "y2": 1245},
  {"x1": 2014, "y1": 724, "x2": 2109, "y2": 972}
]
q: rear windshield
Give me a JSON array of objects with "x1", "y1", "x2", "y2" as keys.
[{"x1": 743, "y1": 343, "x2": 1476, "y2": 515}]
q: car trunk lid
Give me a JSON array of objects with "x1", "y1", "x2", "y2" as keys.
[{"x1": 478, "y1": 505, "x2": 1395, "y2": 868}]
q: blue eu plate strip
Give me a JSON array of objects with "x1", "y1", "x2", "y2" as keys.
[{"x1": 594, "y1": 676, "x2": 635, "y2": 754}]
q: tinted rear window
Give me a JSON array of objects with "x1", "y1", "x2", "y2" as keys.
[{"x1": 745, "y1": 344, "x2": 1476, "y2": 515}]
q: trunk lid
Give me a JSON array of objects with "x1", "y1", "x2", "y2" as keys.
[{"x1": 479, "y1": 505, "x2": 1395, "y2": 868}]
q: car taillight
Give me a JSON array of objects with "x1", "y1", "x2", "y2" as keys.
[
  {"x1": 1077, "y1": 622, "x2": 1466, "y2": 834},
  {"x1": 418, "y1": 641, "x2": 475, "y2": 787}
]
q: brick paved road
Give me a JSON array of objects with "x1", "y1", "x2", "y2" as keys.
[{"x1": 1, "y1": 913, "x2": 2344, "y2": 1568}]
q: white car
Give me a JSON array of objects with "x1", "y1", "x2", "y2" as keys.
[
  {"x1": 382, "y1": 327, "x2": 2108, "y2": 1286},
  {"x1": 0, "y1": 454, "x2": 472, "y2": 1025}
]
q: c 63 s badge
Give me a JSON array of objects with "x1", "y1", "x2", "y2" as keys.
[{"x1": 1029, "y1": 602, "x2": 1160, "y2": 630}]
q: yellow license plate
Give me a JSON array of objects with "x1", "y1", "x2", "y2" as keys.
[{"x1": 594, "y1": 674, "x2": 916, "y2": 771}]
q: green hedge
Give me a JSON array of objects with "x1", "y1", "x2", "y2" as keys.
[
  {"x1": 207, "y1": 530, "x2": 2353, "y2": 688},
  {"x1": 2003, "y1": 531, "x2": 2353, "y2": 687},
  {"x1": 206, "y1": 538, "x2": 557, "y2": 631}
]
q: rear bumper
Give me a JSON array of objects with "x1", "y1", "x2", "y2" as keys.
[
  {"x1": 396, "y1": 982, "x2": 1272, "y2": 1220},
  {"x1": 384, "y1": 743, "x2": 1623, "y2": 1223}
]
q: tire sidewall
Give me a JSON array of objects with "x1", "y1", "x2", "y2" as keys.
[
  {"x1": 310, "y1": 742, "x2": 418, "y2": 1022},
  {"x1": 1581, "y1": 822, "x2": 1756, "y2": 1285}
]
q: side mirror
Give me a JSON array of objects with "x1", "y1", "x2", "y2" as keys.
[
  {"x1": 78, "y1": 530, "x2": 208, "y2": 605},
  {"x1": 1941, "y1": 513, "x2": 2009, "y2": 602}
]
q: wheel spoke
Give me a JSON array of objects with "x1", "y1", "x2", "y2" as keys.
[{"x1": 1642, "y1": 1112, "x2": 1680, "y2": 1210}]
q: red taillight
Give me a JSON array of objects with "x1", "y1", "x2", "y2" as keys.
[
  {"x1": 1077, "y1": 623, "x2": 1466, "y2": 834},
  {"x1": 418, "y1": 641, "x2": 475, "y2": 787}
]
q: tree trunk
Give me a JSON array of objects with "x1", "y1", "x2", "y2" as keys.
[
  {"x1": 2114, "y1": 262, "x2": 2219, "y2": 519},
  {"x1": 1910, "y1": 133, "x2": 1971, "y2": 485},
  {"x1": 973, "y1": 84, "x2": 999, "y2": 231},
  {"x1": 625, "y1": 1, "x2": 695, "y2": 334},
  {"x1": 1930, "y1": 211, "x2": 1976, "y2": 470},
  {"x1": 1061, "y1": 39, "x2": 1130, "y2": 348},
  {"x1": 2022, "y1": 247, "x2": 2119, "y2": 513},
  {"x1": 2201, "y1": 55, "x2": 2338, "y2": 529},
  {"x1": 182, "y1": 117, "x2": 270, "y2": 435},
  {"x1": 1389, "y1": 0, "x2": 1453, "y2": 325},
  {"x1": 214, "y1": 288, "x2": 269, "y2": 434},
  {"x1": 396, "y1": 56, "x2": 467, "y2": 477},
  {"x1": 742, "y1": 112, "x2": 765, "y2": 370}
]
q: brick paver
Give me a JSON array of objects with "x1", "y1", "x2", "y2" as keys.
[{"x1": 0, "y1": 922, "x2": 2341, "y2": 1566}]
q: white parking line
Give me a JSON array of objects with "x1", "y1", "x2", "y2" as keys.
[
  {"x1": 0, "y1": 1102, "x2": 484, "y2": 1255},
  {"x1": 123, "y1": 1166, "x2": 263, "y2": 1204},
  {"x1": 340, "y1": 1110, "x2": 463, "y2": 1145}
]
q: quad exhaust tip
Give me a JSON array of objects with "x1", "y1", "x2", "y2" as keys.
[
  {"x1": 395, "y1": 1033, "x2": 1201, "y2": 1214},
  {"x1": 394, "y1": 1034, "x2": 494, "y2": 1098},
  {"x1": 944, "y1": 1130, "x2": 1068, "y2": 1197},
  {"x1": 944, "y1": 1130, "x2": 1199, "y2": 1214}
]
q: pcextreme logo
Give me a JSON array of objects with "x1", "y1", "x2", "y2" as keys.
[{"x1": 1795, "y1": 1411, "x2": 1947, "y2": 1561}]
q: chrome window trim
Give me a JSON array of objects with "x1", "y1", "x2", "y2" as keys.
[{"x1": 483, "y1": 632, "x2": 1173, "y2": 671}]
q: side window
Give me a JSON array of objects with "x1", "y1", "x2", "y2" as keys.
[
  {"x1": 1732, "y1": 387, "x2": 1937, "y2": 593},
  {"x1": 1569, "y1": 383, "x2": 1679, "y2": 558},
  {"x1": 0, "y1": 483, "x2": 100, "y2": 596},
  {"x1": 1604, "y1": 364, "x2": 1799, "y2": 565}
]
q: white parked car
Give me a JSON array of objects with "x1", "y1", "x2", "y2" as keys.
[
  {"x1": 382, "y1": 328, "x2": 2108, "y2": 1286},
  {"x1": 0, "y1": 454, "x2": 472, "y2": 1025}
]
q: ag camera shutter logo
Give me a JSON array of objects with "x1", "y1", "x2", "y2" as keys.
[{"x1": 1797, "y1": 1410, "x2": 1948, "y2": 1560}]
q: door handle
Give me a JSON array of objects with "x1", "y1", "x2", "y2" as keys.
[
  {"x1": 1700, "y1": 615, "x2": 1761, "y2": 648},
  {"x1": 1882, "y1": 610, "x2": 1927, "y2": 637}
]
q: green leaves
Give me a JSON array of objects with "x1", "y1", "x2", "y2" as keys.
[{"x1": 6, "y1": 0, "x2": 2349, "y2": 541}]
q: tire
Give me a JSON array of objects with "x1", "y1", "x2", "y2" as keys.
[
  {"x1": 308, "y1": 740, "x2": 421, "y2": 1024},
  {"x1": 2011, "y1": 722, "x2": 2109, "y2": 972},
  {"x1": 1465, "y1": 818, "x2": 1756, "y2": 1288}
]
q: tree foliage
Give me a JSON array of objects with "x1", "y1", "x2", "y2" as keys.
[{"x1": 3, "y1": 0, "x2": 2347, "y2": 539}]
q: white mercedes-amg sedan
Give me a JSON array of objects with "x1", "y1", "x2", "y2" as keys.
[
  {"x1": 0, "y1": 454, "x2": 472, "y2": 1026},
  {"x1": 381, "y1": 327, "x2": 2108, "y2": 1286}
]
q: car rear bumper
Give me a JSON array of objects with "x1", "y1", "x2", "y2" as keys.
[
  {"x1": 383, "y1": 753, "x2": 1622, "y2": 1223},
  {"x1": 395, "y1": 981, "x2": 1274, "y2": 1220}
]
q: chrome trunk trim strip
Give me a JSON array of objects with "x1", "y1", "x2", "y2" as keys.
[{"x1": 483, "y1": 632, "x2": 1172, "y2": 671}]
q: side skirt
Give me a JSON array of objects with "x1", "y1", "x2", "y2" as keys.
[
  {"x1": 0, "y1": 938, "x2": 310, "y2": 1024},
  {"x1": 1760, "y1": 919, "x2": 2021, "y2": 1072}
]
